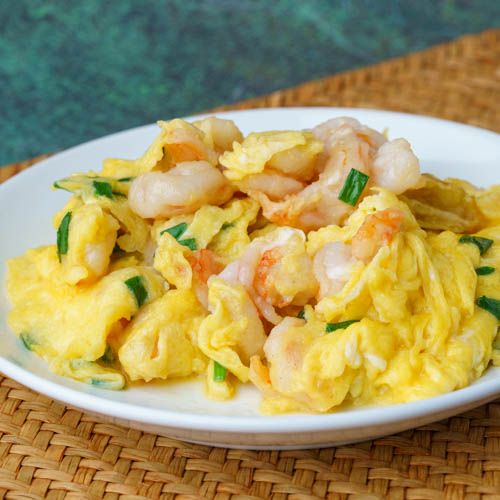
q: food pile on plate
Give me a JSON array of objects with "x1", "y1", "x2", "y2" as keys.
[{"x1": 7, "y1": 116, "x2": 500, "y2": 413}]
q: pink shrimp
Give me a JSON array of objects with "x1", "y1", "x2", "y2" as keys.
[
  {"x1": 351, "y1": 208, "x2": 405, "y2": 263},
  {"x1": 187, "y1": 249, "x2": 224, "y2": 307}
]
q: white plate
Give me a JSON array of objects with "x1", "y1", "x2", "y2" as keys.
[{"x1": 1, "y1": 108, "x2": 499, "y2": 450}]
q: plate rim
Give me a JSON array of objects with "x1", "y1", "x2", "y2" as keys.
[{"x1": 1, "y1": 106, "x2": 499, "y2": 435}]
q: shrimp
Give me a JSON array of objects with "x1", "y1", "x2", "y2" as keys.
[
  {"x1": 351, "y1": 208, "x2": 405, "y2": 263},
  {"x1": 193, "y1": 116, "x2": 244, "y2": 153},
  {"x1": 258, "y1": 315, "x2": 329, "y2": 409},
  {"x1": 129, "y1": 161, "x2": 234, "y2": 219},
  {"x1": 266, "y1": 144, "x2": 321, "y2": 181},
  {"x1": 312, "y1": 208, "x2": 405, "y2": 298},
  {"x1": 371, "y1": 139, "x2": 421, "y2": 195},
  {"x1": 313, "y1": 241, "x2": 357, "y2": 299},
  {"x1": 162, "y1": 119, "x2": 218, "y2": 166},
  {"x1": 263, "y1": 317, "x2": 307, "y2": 393},
  {"x1": 312, "y1": 116, "x2": 386, "y2": 152},
  {"x1": 248, "y1": 119, "x2": 420, "y2": 231},
  {"x1": 251, "y1": 132, "x2": 372, "y2": 231},
  {"x1": 187, "y1": 249, "x2": 224, "y2": 308},
  {"x1": 220, "y1": 130, "x2": 323, "y2": 182},
  {"x1": 61, "y1": 204, "x2": 120, "y2": 285},
  {"x1": 84, "y1": 238, "x2": 116, "y2": 277},
  {"x1": 254, "y1": 248, "x2": 283, "y2": 305},
  {"x1": 218, "y1": 227, "x2": 317, "y2": 324},
  {"x1": 101, "y1": 119, "x2": 220, "y2": 178},
  {"x1": 237, "y1": 172, "x2": 305, "y2": 200}
]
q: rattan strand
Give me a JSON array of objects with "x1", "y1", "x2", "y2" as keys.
[{"x1": 0, "y1": 29, "x2": 499, "y2": 499}]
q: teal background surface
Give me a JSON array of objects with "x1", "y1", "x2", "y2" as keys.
[{"x1": 1, "y1": 0, "x2": 499, "y2": 164}]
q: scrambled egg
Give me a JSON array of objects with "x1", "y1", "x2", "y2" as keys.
[
  {"x1": 250, "y1": 191, "x2": 499, "y2": 413},
  {"x1": 6, "y1": 116, "x2": 500, "y2": 415},
  {"x1": 119, "y1": 289, "x2": 207, "y2": 381},
  {"x1": 219, "y1": 131, "x2": 323, "y2": 181},
  {"x1": 8, "y1": 246, "x2": 165, "y2": 389},
  {"x1": 198, "y1": 278, "x2": 266, "y2": 382}
]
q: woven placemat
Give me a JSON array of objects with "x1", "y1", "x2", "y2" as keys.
[{"x1": 1, "y1": 29, "x2": 500, "y2": 499}]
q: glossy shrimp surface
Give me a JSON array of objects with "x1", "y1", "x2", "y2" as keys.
[
  {"x1": 371, "y1": 138, "x2": 421, "y2": 194},
  {"x1": 193, "y1": 116, "x2": 244, "y2": 153},
  {"x1": 351, "y1": 207, "x2": 405, "y2": 262},
  {"x1": 129, "y1": 161, "x2": 234, "y2": 218},
  {"x1": 241, "y1": 118, "x2": 420, "y2": 231},
  {"x1": 218, "y1": 227, "x2": 317, "y2": 323},
  {"x1": 162, "y1": 119, "x2": 219, "y2": 165}
]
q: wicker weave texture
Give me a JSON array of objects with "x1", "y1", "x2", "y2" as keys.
[
  {"x1": 0, "y1": 375, "x2": 499, "y2": 499},
  {"x1": 0, "y1": 29, "x2": 499, "y2": 499}
]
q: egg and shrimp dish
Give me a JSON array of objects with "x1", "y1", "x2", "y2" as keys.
[{"x1": 6, "y1": 115, "x2": 500, "y2": 414}]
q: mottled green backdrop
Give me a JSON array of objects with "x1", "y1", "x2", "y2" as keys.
[{"x1": 1, "y1": 0, "x2": 499, "y2": 164}]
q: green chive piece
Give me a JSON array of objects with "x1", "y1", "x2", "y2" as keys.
[
  {"x1": 99, "y1": 344, "x2": 115, "y2": 365},
  {"x1": 459, "y1": 235, "x2": 494, "y2": 255},
  {"x1": 476, "y1": 296, "x2": 500, "y2": 320},
  {"x1": 20, "y1": 333, "x2": 37, "y2": 351},
  {"x1": 53, "y1": 180, "x2": 67, "y2": 191},
  {"x1": 221, "y1": 222, "x2": 234, "y2": 230},
  {"x1": 213, "y1": 361, "x2": 227, "y2": 382},
  {"x1": 160, "y1": 223, "x2": 197, "y2": 250},
  {"x1": 338, "y1": 168, "x2": 370, "y2": 206},
  {"x1": 118, "y1": 176, "x2": 135, "y2": 182},
  {"x1": 325, "y1": 319, "x2": 359, "y2": 333},
  {"x1": 297, "y1": 309, "x2": 305, "y2": 320},
  {"x1": 178, "y1": 238, "x2": 197, "y2": 251},
  {"x1": 124, "y1": 275, "x2": 148, "y2": 307},
  {"x1": 161, "y1": 222, "x2": 188, "y2": 240},
  {"x1": 91, "y1": 378, "x2": 110, "y2": 387},
  {"x1": 93, "y1": 180, "x2": 114, "y2": 199},
  {"x1": 57, "y1": 211, "x2": 72, "y2": 262},
  {"x1": 476, "y1": 266, "x2": 495, "y2": 276}
]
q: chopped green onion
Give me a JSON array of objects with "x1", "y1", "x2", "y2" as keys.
[
  {"x1": 20, "y1": 333, "x2": 37, "y2": 351},
  {"x1": 124, "y1": 275, "x2": 148, "y2": 307},
  {"x1": 93, "y1": 180, "x2": 114, "y2": 199},
  {"x1": 178, "y1": 238, "x2": 197, "y2": 251},
  {"x1": 476, "y1": 266, "x2": 495, "y2": 276},
  {"x1": 213, "y1": 361, "x2": 227, "y2": 382},
  {"x1": 118, "y1": 177, "x2": 135, "y2": 182},
  {"x1": 476, "y1": 296, "x2": 500, "y2": 320},
  {"x1": 54, "y1": 174, "x2": 128, "y2": 198},
  {"x1": 53, "y1": 180, "x2": 67, "y2": 191},
  {"x1": 161, "y1": 222, "x2": 188, "y2": 239},
  {"x1": 297, "y1": 309, "x2": 305, "y2": 320},
  {"x1": 459, "y1": 235, "x2": 493, "y2": 255},
  {"x1": 91, "y1": 378, "x2": 111, "y2": 387},
  {"x1": 89, "y1": 376, "x2": 125, "y2": 390},
  {"x1": 338, "y1": 168, "x2": 369, "y2": 206},
  {"x1": 160, "y1": 223, "x2": 197, "y2": 250},
  {"x1": 325, "y1": 319, "x2": 359, "y2": 333},
  {"x1": 99, "y1": 344, "x2": 115, "y2": 365},
  {"x1": 221, "y1": 222, "x2": 234, "y2": 230},
  {"x1": 57, "y1": 211, "x2": 72, "y2": 262}
]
